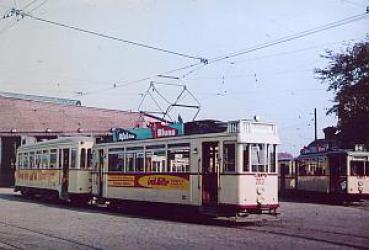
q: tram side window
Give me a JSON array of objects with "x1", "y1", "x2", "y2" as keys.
[
  {"x1": 41, "y1": 150, "x2": 49, "y2": 169},
  {"x1": 251, "y1": 144, "x2": 267, "y2": 172},
  {"x1": 29, "y1": 152, "x2": 35, "y2": 169},
  {"x1": 351, "y1": 161, "x2": 364, "y2": 176},
  {"x1": 36, "y1": 151, "x2": 42, "y2": 169},
  {"x1": 108, "y1": 152, "x2": 124, "y2": 172},
  {"x1": 268, "y1": 144, "x2": 276, "y2": 173},
  {"x1": 223, "y1": 143, "x2": 236, "y2": 172},
  {"x1": 243, "y1": 144, "x2": 249, "y2": 172},
  {"x1": 145, "y1": 146, "x2": 166, "y2": 172},
  {"x1": 16, "y1": 154, "x2": 21, "y2": 169},
  {"x1": 80, "y1": 148, "x2": 86, "y2": 169},
  {"x1": 22, "y1": 153, "x2": 28, "y2": 169},
  {"x1": 126, "y1": 152, "x2": 135, "y2": 172},
  {"x1": 317, "y1": 157, "x2": 328, "y2": 176},
  {"x1": 298, "y1": 159, "x2": 309, "y2": 176},
  {"x1": 50, "y1": 149, "x2": 57, "y2": 169},
  {"x1": 58, "y1": 149, "x2": 62, "y2": 169},
  {"x1": 71, "y1": 148, "x2": 77, "y2": 169},
  {"x1": 135, "y1": 152, "x2": 144, "y2": 172},
  {"x1": 280, "y1": 163, "x2": 290, "y2": 175},
  {"x1": 87, "y1": 149, "x2": 93, "y2": 168},
  {"x1": 168, "y1": 144, "x2": 190, "y2": 172}
]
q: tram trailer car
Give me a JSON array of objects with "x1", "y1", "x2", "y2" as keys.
[
  {"x1": 286, "y1": 149, "x2": 369, "y2": 200},
  {"x1": 14, "y1": 137, "x2": 94, "y2": 203},
  {"x1": 92, "y1": 119, "x2": 280, "y2": 217}
]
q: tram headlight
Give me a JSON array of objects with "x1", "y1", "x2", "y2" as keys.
[
  {"x1": 358, "y1": 181, "x2": 363, "y2": 186},
  {"x1": 257, "y1": 196, "x2": 265, "y2": 205},
  {"x1": 358, "y1": 186, "x2": 364, "y2": 192},
  {"x1": 256, "y1": 186, "x2": 264, "y2": 195}
]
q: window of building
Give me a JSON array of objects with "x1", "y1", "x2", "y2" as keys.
[
  {"x1": 167, "y1": 143, "x2": 190, "y2": 172},
  {"x1": 251, "y1": 144, "x2": 267, "y2": 172},
  {"x1": 223, "y1": 143, "x2": 236, "y2": 172}
]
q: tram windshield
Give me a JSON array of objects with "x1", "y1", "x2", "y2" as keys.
[
  {"x1": 243, "y1": 144, "x2": 276, "y2": 173},
  {"x1": 350, "y1": 160, "x2": 367, "y2": 176}
]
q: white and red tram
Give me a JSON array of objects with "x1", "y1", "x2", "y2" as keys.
[
  {"x1": 92, "y1": 119, "x2": 280, "y2": 216},
  {"x1": 293, "y1": 149, "x2": 369, "y2": 199}
]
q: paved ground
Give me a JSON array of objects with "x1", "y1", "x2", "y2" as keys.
[{"x1": 0, "y1": 188, "x2": 368, "y2": 250}]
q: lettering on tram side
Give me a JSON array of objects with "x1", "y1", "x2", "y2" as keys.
[
  {"x1": 16, "y1": 170, "x2": 59, "y2": 185},
  {"x1": 107, "y1": 174, "x2": 190, "y2": 190}
]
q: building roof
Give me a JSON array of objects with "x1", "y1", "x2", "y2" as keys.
[
  {"x1": 0, "y1": 95, "x2": 158, "y2": 136},
  {"x1": 0, "y1": 91, "x2": 81, "y2": 106}
]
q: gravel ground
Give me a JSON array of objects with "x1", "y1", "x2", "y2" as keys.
[{"x1": 0, "y1": 188, "x2": 368, "y2": 250}]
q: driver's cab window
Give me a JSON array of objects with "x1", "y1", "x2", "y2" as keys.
[{"x1": 223, "y1": 143, "x2": 236, "y2": 172}]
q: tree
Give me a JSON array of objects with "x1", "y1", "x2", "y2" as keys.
[{"x1": 315, "y1": 37, "x2": 369, "y2": 149}]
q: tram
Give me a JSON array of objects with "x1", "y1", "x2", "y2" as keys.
[
  {"x1": 278, "y1": 143, "x2": 369, "y2": 200},
  {"x1": 14, "y1": 119, "x2": 280, "y2": 217},
  {"x1": 14, "y1": 137, "x2": 94, "y2": 202},
  {"x1": 92, "y1": 119, "x2": 280, "y2": 217},
  {"x1": 294, "y1": 148, "x2": 369, "y2": 199}
]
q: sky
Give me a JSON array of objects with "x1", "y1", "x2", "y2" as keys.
[{"x1": 0, "y1": 0, "x2": 368, "y2": 155}]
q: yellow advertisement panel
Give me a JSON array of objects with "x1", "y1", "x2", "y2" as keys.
[
  {"x1": 107, "y1": 174, "x2": 190, "y2": 191},
  {"x1": 138, "y1": 175, "x2": 189, "y2": 190}
]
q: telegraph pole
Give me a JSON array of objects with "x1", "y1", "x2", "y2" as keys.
[{"x1": 314, "y1": 108, "x2": 317, "y2": 142}]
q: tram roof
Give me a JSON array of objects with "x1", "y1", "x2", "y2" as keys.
[{"x1": 18, "y1": 137, "x2": 95, "y2": 150}]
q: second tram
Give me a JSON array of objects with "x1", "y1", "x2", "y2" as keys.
[
  {"x1": 279, "y1": 146, "x2": 369, "y2": 200},
  {"x1": 15, "y1": 137, "x2": 94, "y2": 202}
]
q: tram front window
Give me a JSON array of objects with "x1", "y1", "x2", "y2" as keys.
[
  {"x1": 223, "y1": 143, "x2": 236, "y2": 172},
  {"x1": 350, "y1": 161, "x2": 364, "y2": 176},
  {"x1": 251, "y1": 144, "x2": 267, "y2": 172}
]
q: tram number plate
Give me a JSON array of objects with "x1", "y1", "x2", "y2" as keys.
[{"x1": 255, "y1": 176, "x2": 265, "y2": 185}]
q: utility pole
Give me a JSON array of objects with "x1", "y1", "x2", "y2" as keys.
[{"x1": 314, "y1": 108, "x2": 317, "y2": 142}]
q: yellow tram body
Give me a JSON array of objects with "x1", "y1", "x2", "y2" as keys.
[{"x1": 15, "y1": 137, "x2": 94, "y2": 202}]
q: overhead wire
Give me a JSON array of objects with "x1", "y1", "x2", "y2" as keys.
[
  {"x1": 72, "y1": 10, "x2": 368, "y2": 98},
  {"x1": 17, "y1": 10, "x2": 207, "y2": 62},
  {"x1": 4, "y1": 7, "x2": 368, "y2": 99},
  {"x1": 207, "y1": 12, "x2": 369, "y2": 65}
]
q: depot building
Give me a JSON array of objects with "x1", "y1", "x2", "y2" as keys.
[{"x1": 0, "y1": 92, "x2": 159, "y2": 186}]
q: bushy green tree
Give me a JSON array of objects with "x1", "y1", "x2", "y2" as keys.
[{"x1": 315, "y1": 37, "x2": 369, "y2": 149}]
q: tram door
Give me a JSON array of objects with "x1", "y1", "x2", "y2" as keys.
[
  {"x1": 97, "y1": 149, "x2": 104, "y2": 197},
  {"x1": 202, "y1": 142, "x2": 219, "y2": 207},
  {"x1": 329, "y1": 155, "x2": 346, "y2": 193},
  {"x1": 61, "y1": 148, "x2": 70, "y2": 198}
]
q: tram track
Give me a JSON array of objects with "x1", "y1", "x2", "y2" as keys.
[
  {"x1": 0, "y1": 221, "x2": 103, "y2": 250},
  {"x1": 230, "y1": 223, "x2": 369, "y2": 250},
  {"x1": 2, "y1": 192, "x2": 369, "y2": 249}
]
